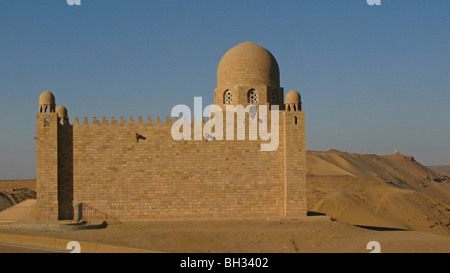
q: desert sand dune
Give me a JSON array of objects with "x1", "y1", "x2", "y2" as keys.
[{"x1": 307, "y1": 150, "x2": 450, "y2": 235}]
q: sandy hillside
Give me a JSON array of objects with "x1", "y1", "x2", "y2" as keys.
[{"x1": 307, "y1": 150, "x2": 450, "y2": 235}]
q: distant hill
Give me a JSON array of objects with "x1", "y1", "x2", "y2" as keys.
[
  {"x1": 307, "y1": 150, "x2": 450, "y2": 236},
  {"x1": 0, "y1": 179, "x2": 36, "y2": 191},
  {"x1": 428, "y1": 166, "x2": 450, "y2": 176}
]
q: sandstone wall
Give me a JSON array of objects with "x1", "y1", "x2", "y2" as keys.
[
  {"x1": 71, "y1": 114, "x2": 286, "y2": 219},
  {"x1": 37, "y1": 112, "x2": 306, "y2": 221}
]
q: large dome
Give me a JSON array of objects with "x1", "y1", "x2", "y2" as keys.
[{"x1": 217, "y1": 41, "x2": 280, "y2": 88}]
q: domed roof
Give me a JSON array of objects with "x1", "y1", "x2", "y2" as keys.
[
  {"x1": 285, "y1": 90, "x2": 301, "y2": 104},
  {"x1": 39, "y1": 91, "x2": 55, "y2": 105},
  {"x1": 217, "y1": 41, "x2": 280, "y2": 88},
  {"x1": 56, "y1": 105, "x2": 68, "y2": 118}
]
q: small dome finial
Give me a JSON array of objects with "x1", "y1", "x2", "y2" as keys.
[
  {"x1": 56, "y1": 105, "x2": 69, "y2": 124},
  {"x1": 286, "y1": 90, "x2": 300, "y2": 104},
  {"x1": 285, "y1": 90, "x2": 301, "y2": 111},
  {"x1": 39, "y1": 90, "x2": 56, "y2": 113}
]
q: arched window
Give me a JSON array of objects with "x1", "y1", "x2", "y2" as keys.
[
  {"x1": 294, "y1": 116, "x2": 298, "y2": 125},
  {"x1": 224, "y1": 90, "x2": 232, "y2": 104},
  {"x1": 247, "y1": 89, "x2": 258, "y2": 104}
]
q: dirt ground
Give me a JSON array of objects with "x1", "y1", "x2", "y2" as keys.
[
  {"x1": 0, "y1": 243, "x2": 63, "y2": 253},
  {"x1": 0, "y1": 217, "x2": 449, "y2": 253}
]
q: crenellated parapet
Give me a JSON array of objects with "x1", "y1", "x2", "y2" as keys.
[{"x1": 72, "y1": 115, "x2": 175, "y2": 127}]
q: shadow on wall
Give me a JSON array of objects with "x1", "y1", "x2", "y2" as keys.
[{"x1": 58, "y1": 122, "x2": 73, "y2": 220}]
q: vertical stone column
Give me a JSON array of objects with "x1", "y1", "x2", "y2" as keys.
[
  {"x1": 283, "y1": 111, "x2": 307, "y2": 217},
  {"x1": 36, "y1": 113, "x2": 59, "y2": 221}
]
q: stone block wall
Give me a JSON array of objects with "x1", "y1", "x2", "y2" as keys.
[{"x1": 37, "y1": 111, "x2": 306, "y2": 221}]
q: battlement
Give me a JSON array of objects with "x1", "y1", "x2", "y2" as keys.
[
  {"x1": 38, "y1": 108, "x2": 303, "y2": 153},
  {"x1": 72, "y1": 116, "x2": 174, "y2": 126},
  {"x1": 70, "y1": 109, "x2": 298, "y2": 127}
]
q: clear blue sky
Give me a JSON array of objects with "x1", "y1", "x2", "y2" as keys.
[{"x1": 0, "y1": 0, "x2": 449, "y2": 179}]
